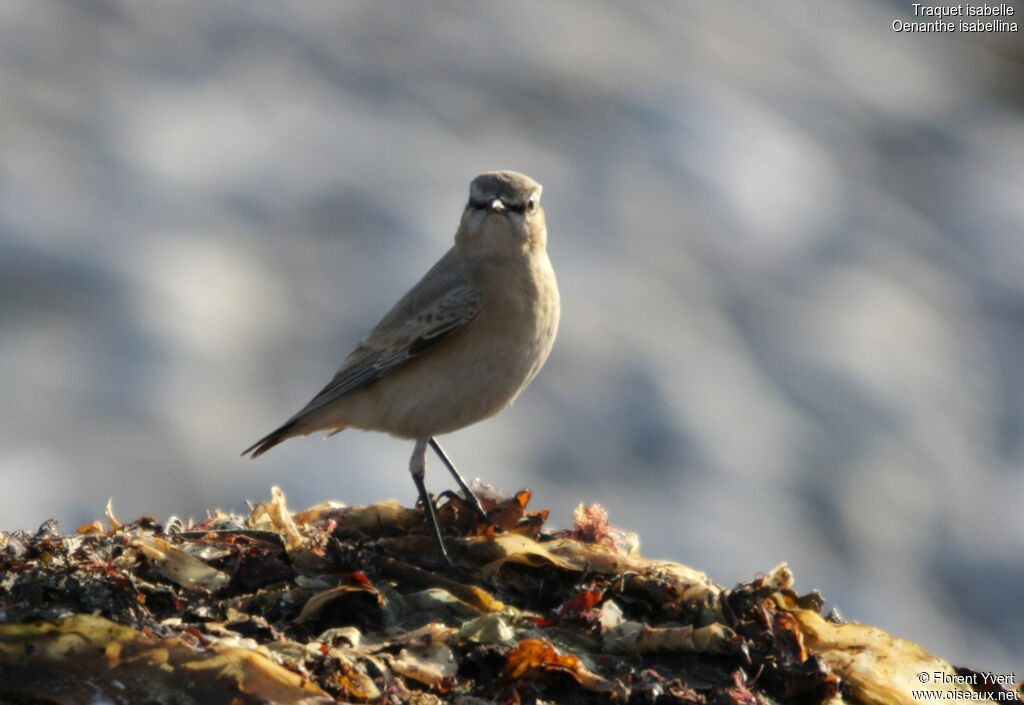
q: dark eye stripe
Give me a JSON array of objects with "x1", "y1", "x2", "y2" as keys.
[{"x1": 468, "y1": 196, "x2": 531, "y2": 214}]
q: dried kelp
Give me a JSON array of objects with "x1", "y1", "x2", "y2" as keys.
[{"x1": 1, "y1": 488, "x2": 1017, "y2": 704}]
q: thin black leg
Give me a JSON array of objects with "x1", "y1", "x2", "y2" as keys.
[
  {"x1": 410, "y1": 473, "x2": 455, "y2": 570},
  {"x1": 409, "y1": 438, "x2": 455, "y2": 570},
  {"x1": 428, "y1": 437, "x2": 491, "y2": 523}
]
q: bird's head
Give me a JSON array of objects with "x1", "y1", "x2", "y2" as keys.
[{"x1": 457, "y1": 171, "x2": 546, "y2": 257}]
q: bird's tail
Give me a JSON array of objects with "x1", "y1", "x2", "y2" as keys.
[{"x1": 241, "y1": 421, "x2": 299, "y2": 458}]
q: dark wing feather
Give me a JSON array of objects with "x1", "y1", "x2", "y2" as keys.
[
  {"x1": 242, "y1": 249, "x2": 483, "y2": 458},
  {"x1": 292, "y1": 278, "x2": 484, "y2": 418}
]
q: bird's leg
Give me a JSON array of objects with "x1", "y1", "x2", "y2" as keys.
[
  {"x1": 428, "y1": 437, "x2": 492, "y2": 525},
  {"x1": 409, "y1": 438, "x2": 455, "y2": 570}
]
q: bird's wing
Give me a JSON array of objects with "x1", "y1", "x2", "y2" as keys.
[{"x1": 293, "y1": 270, "x2": 484, "y2": 418}]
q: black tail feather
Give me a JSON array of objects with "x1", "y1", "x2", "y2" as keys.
[{"x1": 241, "y1": 421, "x2": 298, "y2": 458}]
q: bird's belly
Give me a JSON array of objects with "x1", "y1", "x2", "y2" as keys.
[{"x1": 341, "y1": 324, "x2": 548, "y2": 438}]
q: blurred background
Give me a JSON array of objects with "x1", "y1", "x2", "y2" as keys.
[{"x1": 2, "y1": 0, "x2": 1022, "y2": 671}]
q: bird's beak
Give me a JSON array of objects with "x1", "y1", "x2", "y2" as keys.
[{"x1": 489, "y1": 198, "x2": 506, "y2": 213}]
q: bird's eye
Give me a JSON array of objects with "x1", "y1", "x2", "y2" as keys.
[{"x1": 526, "y1": 196, "x2": 537, "y2": 213}]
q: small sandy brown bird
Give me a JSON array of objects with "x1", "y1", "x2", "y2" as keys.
[{"x1": 243, "y1": 170, "x2": 560, "y2": 567}]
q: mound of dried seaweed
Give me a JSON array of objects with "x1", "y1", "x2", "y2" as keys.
[{"x1": 0, "y1": 487, "x2": 1017, "y2": 705}]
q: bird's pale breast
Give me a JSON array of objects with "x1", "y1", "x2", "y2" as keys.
[{"x1": 308, "y1": 250, "x2": 558, "y2": 439}]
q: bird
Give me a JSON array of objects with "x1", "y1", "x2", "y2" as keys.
[{"x1": 243, "y1": 170, "x2": 560, "y2": 567}]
